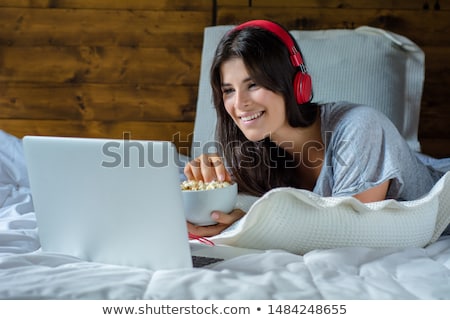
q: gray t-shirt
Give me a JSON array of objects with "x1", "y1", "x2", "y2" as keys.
[{"x1": 313, "y1": 102, "x2": 444, "y2": 200}]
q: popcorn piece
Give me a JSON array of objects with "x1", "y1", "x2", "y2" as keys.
[{"x1": 180, "y1": 180, "x2": 231, "y2": 191}]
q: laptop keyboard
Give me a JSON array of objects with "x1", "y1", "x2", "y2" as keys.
[{"x1": 192, "y1": 255, "x2": 224, "y2": 268}]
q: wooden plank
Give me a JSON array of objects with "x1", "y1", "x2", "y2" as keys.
[
  {"x1": 218, "y1": 0, "x2": 449, "y2": 10},
  {"x1": 421, "y1": 46, "x2": 450, "y2": 118},
  {"x1": 0, "y1": 119, "x2": 195, "y2": 156},
  {"x1": 422, "y1": 77, "x2": 450, "y2": 111},
  {"x1": 423, "y1": 46, "x2": 450, "y2": 81},
  {"x1": 418, "y1": 114, "x2": 450, "y2": 138},
  {"x1": 0, "y1": 46, "x2": 201, "y2": 85},
  {"x1": 216, "y1": 7, "x2": 450, "y2": 46},
  {"x1": 0, "y1": 84, "x2": 198, "y2": 121},
  {"x1": 421, "y1": 91, "x2": 450, "y2": 115},
  {"x1": 0, "y1": 8, "x2": 210, "y2": 47},
  {"x1": 420, "y1": 138, "x2": 450, "y2": 158},
  {"x1": 0, "y1": 0, "x2": 212, "y2": 10}
]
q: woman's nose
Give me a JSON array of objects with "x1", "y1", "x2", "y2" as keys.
[{"x1": 235, "y1": 90, "x2": 249, "y2": 109}]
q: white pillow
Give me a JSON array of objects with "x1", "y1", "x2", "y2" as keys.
[
  {"x1": 210, "y1": 172, "x2": 450, "y2": 254},
  {"x1": 191, "y1": 26, "x2": 424, "y2": 158}
]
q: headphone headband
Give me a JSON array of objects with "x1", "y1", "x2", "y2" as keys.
[
  {"x1": 232, "y1": 20, "x2": 304, "y2": 68},
  {"x1": 231, "y1": 20, "x2": 313, "y2": 104}
]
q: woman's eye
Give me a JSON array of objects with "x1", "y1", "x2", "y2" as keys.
[
  {"x1": 222, "y1": 88, "x2": 234, "y2": 95},
  {"x1": 248, "y1": 82, "x2": 258, "y2": 89}
]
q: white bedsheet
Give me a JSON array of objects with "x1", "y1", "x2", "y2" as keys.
[{"x1": 0, "y1": 131, "x2": 449, "y2": 299}]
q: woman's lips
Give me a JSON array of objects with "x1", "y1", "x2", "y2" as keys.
[{"x1": 240, "y1": 111, "x2": 264, "y2": 122}]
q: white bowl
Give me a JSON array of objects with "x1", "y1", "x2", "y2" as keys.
[{"x1": 181, "y1": 182, "x2": 238, "y2": 226}]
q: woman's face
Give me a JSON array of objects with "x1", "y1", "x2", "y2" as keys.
[{"x1": 220, "y1": 58, "x2": 288, "y2": 142}]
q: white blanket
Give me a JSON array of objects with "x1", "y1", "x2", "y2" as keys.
[
  {"x1": 0, "y1": 131, "x2": 449, "y2": 299},
  {"x1": 211, "y1": 172, "x2": 450, "y2": 254}
]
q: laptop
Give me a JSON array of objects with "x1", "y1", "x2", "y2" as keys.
[{"x1": 22, "y1": 136, "x2": 260, "y2": 270}]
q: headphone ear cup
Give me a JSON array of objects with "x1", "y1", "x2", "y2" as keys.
[{"x1": 293, "y1": 72, "x2": 312, "y2": 105}]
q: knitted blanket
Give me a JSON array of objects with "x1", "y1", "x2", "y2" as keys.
[{"x1": 212, "y1": 172, "x2": 450, "y2": 254}]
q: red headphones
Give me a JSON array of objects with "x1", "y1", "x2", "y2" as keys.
[{"x1": 232, "y1": 20, "x2": 313, "y2": 105}]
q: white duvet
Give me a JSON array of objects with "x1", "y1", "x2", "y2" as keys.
[{"x1": 1, "y1": 131, "x2": 449, "y2": 299}]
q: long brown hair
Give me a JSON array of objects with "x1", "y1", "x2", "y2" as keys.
[{"x1": 210, "y1": 23, "x2": 319, "y2": 196}]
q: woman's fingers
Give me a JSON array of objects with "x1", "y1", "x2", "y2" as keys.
[
  {"x1": 184, "y1": 158, "x2": 202, "y2": 181},
  {"x1": 187, "y1": 209, "x2": 246, "y2": 238},
  {"x1": 184, "y1": 153, "x2": 231, "y2": 182},
  {"x1": 200, "y1": 154, "x2": 231, "y2": 182},
  {"x1": 211, "y1": 209, "x2": 245, "y2": 225},
  {"x1": 187, "y1": 222, "x2": 225, "y2": 238}
]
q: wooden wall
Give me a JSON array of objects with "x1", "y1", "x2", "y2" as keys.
[
  {"x1": 1, "y1": 0, "x2": 449, "y2": 158},
  {"x1": 0, "y1": 0, "x2": 211, "y2": 154}
]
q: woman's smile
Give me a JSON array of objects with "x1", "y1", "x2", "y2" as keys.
[{"x1": 239, "y1": 111, "x2": 265, "y2": 123}]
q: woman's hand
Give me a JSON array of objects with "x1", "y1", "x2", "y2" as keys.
[
  {"x1": 184, "y1": 153, "x2": 240, "y2": 237},
  {"x1": 184, "y1": 153, "x2": 231, "y2": 183},
  {"x1": 187, "y1": 209, "x2": 246, "y2": 237}
]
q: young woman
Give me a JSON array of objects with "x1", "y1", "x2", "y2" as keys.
[{"x1": 184, "y1": 20, "x2": 445, "y2": 236}]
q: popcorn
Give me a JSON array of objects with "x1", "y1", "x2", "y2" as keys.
[{"x1": 180, "y1": 180, "x2": 231, "y2": 191}]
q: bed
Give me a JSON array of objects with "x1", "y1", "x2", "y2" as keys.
[{"x1": 1, "y1": 26, "x2": 450, "y2": 300}]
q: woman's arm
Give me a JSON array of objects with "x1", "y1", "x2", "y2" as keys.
[{"x1": 353, "y1": 180, "x2": 390, "y2": 203}]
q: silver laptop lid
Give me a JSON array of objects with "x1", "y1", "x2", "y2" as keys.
[{"x1": 23, "y1": 136, "x2": 192, "y2": 269}]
